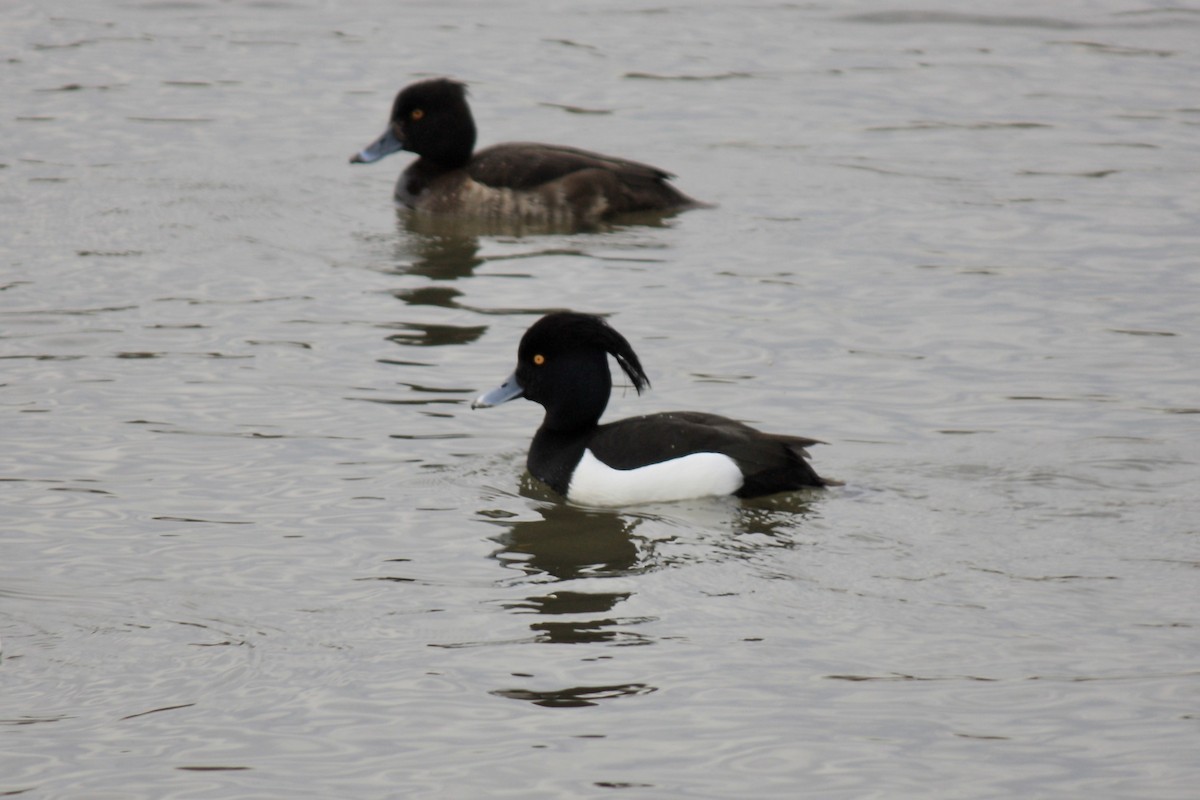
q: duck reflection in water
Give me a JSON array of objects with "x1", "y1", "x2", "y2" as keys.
[
  {"x1": 388, "y1": 219, "x2": 485, "y2": 282},
  {"x1": 489, "y1": 495, "x2": 645, "y2": 582},
  {"x1": 387, "y1": 209, "x2": 684, "y2": 283},
  {"x1": 480, "y1": 491, "x2": 824, "y2": 705},
  {"x1": 486, "y1": 481, "x2": 824, "y2": 586},
  {"x1": 487, "y1": 496, "x2": 655, "y2": 646}
]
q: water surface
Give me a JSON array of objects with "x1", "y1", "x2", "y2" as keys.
[{"x1": 2, "y1": 1, "x2": 1198, "y2": 797}]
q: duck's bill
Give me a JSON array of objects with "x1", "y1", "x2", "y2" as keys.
[
  {"x1": 472, "y1": 371, "x2": 523, "y2": 409},
  {"x1": 350, "y1": 127, "x2": 404, "y2": 164}
]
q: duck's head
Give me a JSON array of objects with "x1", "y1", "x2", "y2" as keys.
[
  {"x1": 473, "y1": 313, "x2": 651, "y2": 431},
  {"x1": 351, "y1": 78, "x2": 477, "y2": 168}
]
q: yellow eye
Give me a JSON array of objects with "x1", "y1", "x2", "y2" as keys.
[
  {"x1": 411, "y1": 108, "x2": 424, "y2": 120},
  {"x1": 533, "y1": 354, "x2": 545, "y2": 365}
]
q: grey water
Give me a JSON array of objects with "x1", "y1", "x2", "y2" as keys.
[{"x1": 2, "y1": 1, "x2": 1198, "y2": 797}]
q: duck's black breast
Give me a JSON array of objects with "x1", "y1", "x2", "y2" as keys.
[{"x1": 527, "y1": 427, "x2": 594, "y2": 497}]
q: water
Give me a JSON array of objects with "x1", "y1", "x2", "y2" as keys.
[{"x1": 3, "y1": 1, "x2": 1198, "y2": 797}]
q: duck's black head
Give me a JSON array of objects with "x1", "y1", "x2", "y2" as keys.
[
  {"x1": 387, "y1": 78, "x2": 477, "y2": 167},
  {"x1": 475, "y1": 313, "x2": 651, "y2": 432}
]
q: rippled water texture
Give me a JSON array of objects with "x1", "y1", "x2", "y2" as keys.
[{"x1": 2, "y1": 1, "x2": 1198, "y2": 797}]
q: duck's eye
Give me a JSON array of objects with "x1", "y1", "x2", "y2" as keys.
[
  {"x1": 532, "y1": 354, "x2": 545, "y2": 366},
  {"x1": 410, "y1": 108, "x2": 424, "y2": 121}
]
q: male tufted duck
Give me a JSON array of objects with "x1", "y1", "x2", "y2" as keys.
[
  {"x1": 472, "y1": 313, "x2": 834, "y2": 506},
  {"x1": 350, "y1": 79, "x2": 704, "y2": 225}
]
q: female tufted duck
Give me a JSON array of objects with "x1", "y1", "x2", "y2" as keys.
[
  {"x1": 350, "y1": 79, "x2": 705, "y2": 226},
  {"x1": 472, "y1": 313, "x2": 835, "y2": 506}
]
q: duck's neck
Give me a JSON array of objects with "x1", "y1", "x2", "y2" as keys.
[
  {"x1": 538, "y1": 354, "x2": 610, "y2": 433},
  {"x1": 528, "y1": 426, "x2": 592, "y2": 496},
  {"x1": 429, "y1": 109, "x2": 476, "y2": 169}
]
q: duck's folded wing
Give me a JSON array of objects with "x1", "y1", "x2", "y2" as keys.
[
  {"x1": 467, "y1": 143, "x2": 674, "y2": 191},
  {"x1": 588, "y1": 412, "x2": 823, "y2": 471}
]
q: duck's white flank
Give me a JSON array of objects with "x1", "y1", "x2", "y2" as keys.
[{"x1": 566, "y1": 449, "x2": 744, "y2": 507}]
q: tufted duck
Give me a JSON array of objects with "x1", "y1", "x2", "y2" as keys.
[
  {"x1": 472, "y1": 313, "x2": 834, "y2": 506},
  {"x1": 351, "y1": 79, "x2": 704, "y2": 226}
]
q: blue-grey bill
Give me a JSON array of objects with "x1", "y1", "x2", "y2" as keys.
[
  {"x1": 350, "y1": 127, "x2": 404, "y2": 164},
  {"x1": 472, "y1": 371, "x2": 523, "y2": 409}
]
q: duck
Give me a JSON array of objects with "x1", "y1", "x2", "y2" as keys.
[
  {"x1": 350, "y1": 78, "x2": 704, "y2": 225},
  {"x1": 471, "y1": 312, "x2": 835, "y2": 506}
]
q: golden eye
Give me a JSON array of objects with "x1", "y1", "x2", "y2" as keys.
[
  {"x1": 411, "y1": 108, "x2": 424, "y2": 120},
  {"x1": 532, "y1": 354, "x2": 545, "y2": 366}
]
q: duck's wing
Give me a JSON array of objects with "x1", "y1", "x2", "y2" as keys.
[
  {"x1": 588, "y1": 411, "x2": 830, "y2": 494},
  {"x1": 468, "y1": 142, "x2": 675, "y2": 191}
]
